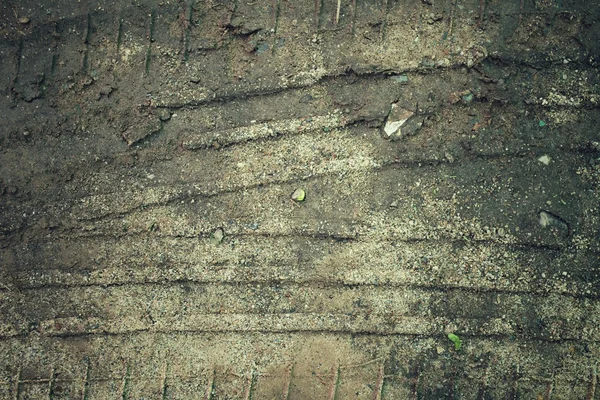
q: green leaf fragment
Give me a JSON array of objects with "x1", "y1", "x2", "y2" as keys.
[
  {"x1": 539, "y1": 120, "x2": 547, "y2": 127},
  {"x1": 447, "y1": 333, "x2": 462, "y2": 350},
  {"x1": 291, "y1": 188, "x2": 306, "y2": 202}
]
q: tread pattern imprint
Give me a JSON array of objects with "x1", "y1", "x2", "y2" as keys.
[{"x1": 1, "y1": 0, "x2": 600, "y2": 398}]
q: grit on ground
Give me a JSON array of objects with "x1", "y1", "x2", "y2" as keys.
[{"x1": 0, "y1": 0, "x2": 599, "y2": 398}]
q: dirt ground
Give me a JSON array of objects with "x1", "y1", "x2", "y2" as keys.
[{"x1": 0, "y1": 0, "x2": 599, "y2": 398}]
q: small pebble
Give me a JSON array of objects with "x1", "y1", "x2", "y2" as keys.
[
  {"x1": 210, "y1": 228, "x2": 224, "y2": 244},
  {"x1": 538, "y1": 154, "x2": 551, "y2": 165}
]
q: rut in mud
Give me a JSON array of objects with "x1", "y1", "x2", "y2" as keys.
[{"x1": 1, "y1": 0, "x2": 600, "y2": 398}]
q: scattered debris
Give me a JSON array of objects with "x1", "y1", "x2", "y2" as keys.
[
  {"x1": 389, "y1": 75, "x2": 409, "y2": 84},
  {"x1": 157, "y1": 109, "x2": 172, "y2": 122},
  {"x1": 383, "y1": 103, "x2": 422, "y2": 140},
  {"x1": 539, "y1": 211, "x2": 569, "y2": 235},
  {"x1": 448, "y1": 333, "x2": 462, "y2": 350},
  {"x1": 461, "y1": 92, "x2": 474, "y2": 103},
  {"x1": 122, "y1": 116, "x2": 162, "y2": 146},
  {"x1": 538, "y1": 154, "x2": 551, "y2": 165},
  {"x1": 210, "y1": 228, "x2": 224, "y2": 245},
  {"x1": 291, "y1": 188, "x2": 306, "y2": 202}
]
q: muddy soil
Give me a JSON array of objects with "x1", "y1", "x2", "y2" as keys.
[{"x1": 1, "y1": 0, "x2": 600, "y2": 398}]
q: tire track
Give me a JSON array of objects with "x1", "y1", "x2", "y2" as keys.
[
  {"x1": 0, "y1": 276, "x2": 598, "y2": 339},
  {"x1": 6, "y1": 237, "x2": 590, "y2": 292},
  {"x1": 1, "y1": 1, "x2": 599, "y2": 397},
  {"x1": 1, "y1": 65, "x2": 598, "y2": 211},
  {"x1": 2, "y1": 133, "x2": 592, "y2": 244},
  {"x1": 0, "y1": 332, "x2": 597, "y2": 398}
]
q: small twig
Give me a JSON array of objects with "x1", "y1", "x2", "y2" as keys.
[{"x1": 335, "y1": 0, "x2": 341, "y2": 25}]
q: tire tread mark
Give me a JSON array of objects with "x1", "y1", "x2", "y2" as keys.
[
  {"x1": 476, "y1": 364, "x2": 489, "y2": 400},
  {"x1": 204, "y1": 367, "x2": 215, "y2": 400},
  {"x1": 380, "y1": 0, "x2": 389, "y2": 42},
  {"x1": 544, "y1": 379, "x2": 553, "y2": 400},
  {"x1": 2, "y1": 326, "x2": 598, "y2": 342},
  {"x1": 48, "y1": 367, "x2": 55, "y2": 400},
  {"x1": 271, "y1": 0, "x2": 281, "y2": 54},
  {"x1": 145, "y1": 10, "x2": 156, "y2": 75},
  {"x1": 120, "y1": 364, "x2": 130, "y2": 400},
  {"x1": 10, "y1": 37, "x2": 23, "y2": 103},
  {"x1": 478, "y1": 0, "x2": 486, "y2": 29},
  {"x1": 82, "y1": 13, "x2": 91, "y2": 73},
  {"x1": 350, "y1": 0, "x2": 357, "y2": 34},
  {"x1": 6, "y1": 269, "x2": 595, "y2": 300},
  {"x1": 314, "y1": 0, "x2": 323, "y2": 30},
  {"x1": 372, "y1": 363, "x2": 385, "y2": 400},
  {"x1": 327, "y1": 364, "x2": 340, "y2": 400},
  {"x1": 50, "y1": 154, "x2": 574, "y2": 233},
  {"x1": 3, "y1": 358, "x2": 596, "y2": 399},
  {"x1": 183, "y1": 2, "x2": 193, "y2": 61},
  {"x1": 49, "y1": 22, "x2": 60, "y2": 77},
  {"x1": 409, "y1": 361, "x2": 419, "y2": 400},
  {"x1": 242, "y1": 370, "x2": 255, "y2": 400},
  {"x1": 518, "y1": 0, "x2": 524, "y2": 25},
  {"x1": 116, "y1": 13, "x2": 124, "y2": 52},
  {"x1": 510, "y1": 365, "x2": 520, "y2": 400},
  {"x1": 283, "y1": 364, "x2": 293, "y2": 400},
  {"x1": 160, "y1": 361, "x2": 168, "y2": 400},
  {"x1": 447, "y1": 368, "x2": 456, "y2": 399},
  {"x1": 586, "y1": 363, "x2": 597, "y2": 400},
  {"x1": 152, "y1": 61, "x2": 596, "y2": 108},
  {"x1": 82, "y1": 358, "x2": 90, "y2": 400},
  {"x1": 1, "y1": 140, "x2": 593, "y2": 223},
  {"x1": 447, "y1": 0, "x2": 457, "y2": 37},
  {"x1": 12, "y1": 368, "x2": 21, "y2": 400}
]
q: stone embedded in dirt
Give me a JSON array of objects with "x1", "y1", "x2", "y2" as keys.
[
  {"x1": 157, "y1": 109, "x2": 172, "y2": 122},
  {"x1": 539, "y1": 211, "x2": 569, "y2": 235},
  {"x1": 122, "y1": 117, "x2": 162, "y2": 146},
  {"x1": 389, "y1": 75, "x2": 409, "y2": 84},
  {"x1": 538, "y1": 154, "x2": 551, "y2": 165},
  {"x1": 3, "y1": 1, "x2": 599, "y2": 392},
  {"x1": 18, "y1": 17, "x2": 30, "y2": 24},
  {"x1": 383, "y1": 103, "x2": 422, "y2": 140},
  {"x1": 461, "y1": 92, "x2": 474, "y2": 103},
  {"x1": 210, "y1": 228, "x2": 224, "y2": 245}
]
